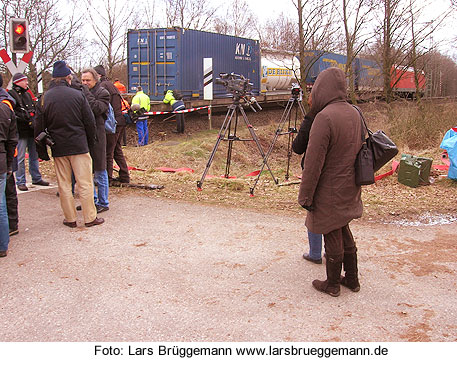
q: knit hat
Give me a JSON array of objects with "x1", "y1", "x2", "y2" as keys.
[
  {"x1": 94, "y1": 65, "x2": 106, "y2": 76},
  {"x1": 0, "y1": 74, "x2": 3, "y2": 87},
  {"x1": 52, "y1": 60, "x2": 71, "y2": 77},
  {"x1": 12, "y1": 72, "x2": 27, "y2": 84}
]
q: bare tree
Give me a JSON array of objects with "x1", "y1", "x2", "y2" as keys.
[
  {"x1": 260, "y1": 13, "x2": 298, "y2": 52},
  {"x1": 212, "y1": 0, "x2": 257, "y2": 38},
  {"x1": 1, "y1": 0, "x2": 84, "y2": 93},
  {"x1": 164, "y1": 0, "x2": 218, "y2": 30},
  {"x1": 293, "y1": 0, "x2": 338, "y2": 102},
  {"x1": 83, "y1": 0, "x2": 141, "y2": 78},
  {"x1": 375, "y1": 0, "x2": 450, "y2": 102},
  {"x1": 341, "y1": 0, "x2": 377, "y2": 103}
]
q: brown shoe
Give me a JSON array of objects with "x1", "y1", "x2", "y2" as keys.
[
  {"x1": 17, "y1": 184, "x2": 28, "y2": 191},
  {"x1": 85, "y1": 217, "x2": 104, "y2": 227},
  {"x1": 63, "y1": 220, "x2": 77, "y2": 228},
  {"x1": 0, "y1": 250, "x2": 8, "y2": 257}
]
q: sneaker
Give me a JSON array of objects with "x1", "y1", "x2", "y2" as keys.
[
  {"x1": 96, "y1": 205, "x2": 109, "y2": 213},
  {"x1": 17, "y1": 184, "x2": 28, "y2": 191},
  {"x1": 9, "y1": 228, "x2": 19, "y2": 236},
  {"x1": 85, "y1": 217, "x2": 104, "y2": 227},
  {"x1": 32, "y1": 180, "x2": 50, "y2": 186}
]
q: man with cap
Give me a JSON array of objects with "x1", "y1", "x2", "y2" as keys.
[
  {"x1": 94, "y1": 65, "x2": 130, "y2": 184},
  {"x1": 8, "y1": 72, "x2": 48, "y2": 191},
  {"x1": 0, "y1": 73, "x2": 18, "y2": 257},
  {"x1": 35, "y1": 61, "x2": 104, "y2": 228}
]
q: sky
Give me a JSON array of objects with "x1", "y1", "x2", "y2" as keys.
[{"x1": 212, "y1": 0, "x2": 456, "y2": 57}]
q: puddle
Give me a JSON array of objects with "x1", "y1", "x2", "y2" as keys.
[{"x1": 386, "y1": 213, "x2": 457, "y2": 227}]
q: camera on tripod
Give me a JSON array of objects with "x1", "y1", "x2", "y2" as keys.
[
  {"x1": 291, "y1": 83, "x2": 302, "y2": 97},
  {"x1": 215, "y1": 72, "x2": 253, "y2": 97},
  {"x1": 216, "y1": 72, "x2": 261, "y2": 112}
]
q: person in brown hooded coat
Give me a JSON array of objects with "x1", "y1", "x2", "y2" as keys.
[{"x1": 298, "y1": 67, "x2": 363, "y2": 297}]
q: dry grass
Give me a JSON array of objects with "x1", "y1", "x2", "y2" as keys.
[{"x1": 38, "y1": 100, "x2": 457, "y2": 223}]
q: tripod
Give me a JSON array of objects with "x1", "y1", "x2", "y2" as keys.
[
  {"x1": 250, "y1": 92, "x2": 306, "y2": 196},
  {"x1": 197, "y1": 95, "x2": 277, "y2": 190}
]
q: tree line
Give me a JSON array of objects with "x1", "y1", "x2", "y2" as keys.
[{"x1": 1, "y1": 0, "x2": 456, "y2": 102}]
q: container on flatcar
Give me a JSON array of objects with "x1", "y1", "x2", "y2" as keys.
[{"x1": 127, "y1": 27, "x2": 261, "y2": 100}]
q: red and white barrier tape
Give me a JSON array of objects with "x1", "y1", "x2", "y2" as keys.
[{"x1": 145, "y1": 105, "x2": 210, "y2": 116}]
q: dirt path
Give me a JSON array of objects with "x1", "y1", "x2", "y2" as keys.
[{"x1": 1, "y1": 186, "x2": 456, "y2": 342}]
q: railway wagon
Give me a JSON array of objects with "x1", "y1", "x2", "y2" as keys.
[
  {"x1": 127, "y1": 28, "x2": 261, "y2": 101},
  {"x1": 302, "y1": 50, "x2": 425, "y2": 97}
]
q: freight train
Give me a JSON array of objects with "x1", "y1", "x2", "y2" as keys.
[{"x1": 127, "y1": 28, "x2": 425, "y2": 106}]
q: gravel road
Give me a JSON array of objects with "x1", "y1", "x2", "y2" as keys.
[{"x1": 1, "y1": 186, "x2": 456, "y2": 342}]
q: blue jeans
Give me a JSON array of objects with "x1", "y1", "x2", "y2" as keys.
[
  {"x1": 0, "y1": 173, "x2": 9, "y2": 252},
  {"x1": 308, "y1": 230, "x2": 323, "y2": 260},
  {"x1": 136, "y1": 118, "x2": 148, "y2": 146},
  {"x1": 93, "y1": 170, "x2": 109, "y2": 208},
  {"x1": 16, "y1": 137, "x2": 42, "y2": 185}
]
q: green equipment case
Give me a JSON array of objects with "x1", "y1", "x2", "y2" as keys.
[{"x1": 397, "y1": 154, "x2": 433, "y2": 188}]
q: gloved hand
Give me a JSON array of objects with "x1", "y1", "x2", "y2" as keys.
[{"x1": 301, "y1": 204, "x2": 314, "y2": 211}]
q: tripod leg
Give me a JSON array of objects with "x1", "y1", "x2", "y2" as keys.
[
  {"x1": 237, "y1": 106, "x2": 278, "y2": 194},
  {"x1": 224, "y1": 110, "x2": 239, "y2": 178},
  {"x1": 197, "y1": 107, "x2": 236, "y2": 190},
  {"x1": 250, "y1": 99, "x2": 295, "y2": 195}
]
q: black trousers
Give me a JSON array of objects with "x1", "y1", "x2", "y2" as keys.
[
  {"x1": 323, "y1": 224, "x2": 357, "y2": 262},
  {"x1": 176, "y1": 113, "x2": 185, "y2": 133},
  {"x1": 106, "y1": 125, "x2": 130, "y2": 183},
  {"x1": 6, "y1": 173, "x2": 18, "y2": 230}
]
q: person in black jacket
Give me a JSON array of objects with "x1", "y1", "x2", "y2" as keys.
[
  {"x1": 292, "y1": 94, "x2": 323, "y2": 264},
  {"x1": 81, "y1": 68, "x2": 110, "y2": 213},
  {"x1": 0, "y1": 74, "x2": 18, "y2": 257},
  {"x1": 35, "y1": 61, "x2": 104, "y2": 228},
  {"x1": 94, "y1": 65, "x2": 130, "y2": 184},
  {"x1": 8, "y1": 73, "x2": 48, "y2": 191}
]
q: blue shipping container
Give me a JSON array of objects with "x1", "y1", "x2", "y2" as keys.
[{"x1": 127, "y1": 28, "x2": 261, "y2": 100}]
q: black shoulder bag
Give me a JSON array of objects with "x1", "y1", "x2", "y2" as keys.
[{"x1": 354, "y1": 106, "x2": 398, "y2": 186}]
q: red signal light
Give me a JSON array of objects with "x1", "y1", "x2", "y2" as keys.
[{"x1": 14, "y1": 24, "x2": 25, "y2": 35}]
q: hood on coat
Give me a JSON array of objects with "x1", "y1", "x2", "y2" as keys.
[
  {"x1": 0, "y1": 87, "x2": 16, "y2": 106},
  {"x1": 310, "y1": 67, "x2": 347, "y2": 115}
]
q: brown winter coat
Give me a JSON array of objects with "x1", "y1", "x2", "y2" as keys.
[{"x1": 298, "y1": 67, "x2": 363, "y2": 234}]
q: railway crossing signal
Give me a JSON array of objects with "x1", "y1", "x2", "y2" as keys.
[{"x1": 9, "y1": 18, "x2": 30, "y2": 53}]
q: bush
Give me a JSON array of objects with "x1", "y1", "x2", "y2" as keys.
[{"x1": 387, "y1": 100, "x2": 457, "y2": 150}]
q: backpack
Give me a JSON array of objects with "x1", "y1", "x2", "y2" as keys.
[{"x1": 105, "y1": 103, "x2": 117, "y2": 134}]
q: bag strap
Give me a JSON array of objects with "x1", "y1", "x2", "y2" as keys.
[{"x1": 352, "y1": 105, "x2": 371, "y2": 142}]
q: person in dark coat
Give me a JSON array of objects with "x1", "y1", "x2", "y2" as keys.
[
  {"x1": 94, "y1": 65, "x2": 130, "y2": 184},
  {"x1": 35, "y1": 60, "x2": 104, "y2": 228},
  {"x1": 81, "y1": 68, "x2": 110, "y2": 213},
  {"x1": 292, "y1": 94, "x2": 323, "y2": 265},
  {"x1": 0, "y1": 74, "x2": 18, "y2": 257},
  {"x1": 8, "y1": 72, "x2": 48, "y2": 191},
  {"x1": 298, "y1": 67, "x2": 363, "y2": 297}
]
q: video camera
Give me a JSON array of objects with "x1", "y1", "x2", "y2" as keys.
[
  {"x1": 35, "y1": 129, "x2": 55, "y2": 147},
  {"x1": 216, "y1": 72, "x2": 261, "y2": 112},
  {"x1": 291, "y1": 83, "x2": 302, "y2": 98},
  {"x1": 215, "y1": 72, "x2": 253, "y2": 97}
]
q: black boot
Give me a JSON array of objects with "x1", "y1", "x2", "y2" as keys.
[
  {"x1": 340, "y1": 249, "x2": 360, "y2": 292},
  {"x1": 312, "y1": 255, "x2": 342, "y2": 297}
]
